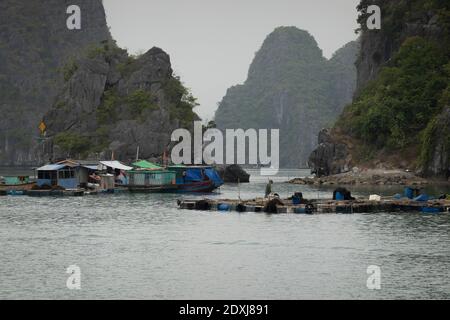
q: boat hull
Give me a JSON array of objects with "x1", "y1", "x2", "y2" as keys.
[
  {"x1": 128, "y1": 184, "x2": 178, "y2": 193},
  {"x1": 0, "y1": 182, "x2": 36, "y2": 192},
  {"x1": 127, "y1": 180, "x2": 218, "y2": 193},
  {"x1": 174, "y1": 180, "x2": 217, "y2": 193}
]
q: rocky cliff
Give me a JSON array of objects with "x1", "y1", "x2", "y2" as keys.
[
  {"x1": 214, "y1": 27, "x2": 358, "y2": 167},
  {"x1": 309, "y1": 0, "x2": 450, "y2": 180},
  {"x1": 42, "y1": 42, "x2": 199, "y2": 162},
  {"x1": 0, "y1": 0, "x2": 111, "y2": 165}
]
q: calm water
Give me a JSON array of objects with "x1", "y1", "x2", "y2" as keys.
[{"x1": 0, "y1": 169, "x2": 449, "y2": 299}]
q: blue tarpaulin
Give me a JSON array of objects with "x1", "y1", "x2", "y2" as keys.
[
  {"x1": 204, "y1": 168, "x2": 224, "y2": 187},
  {"x1": 414, "y1": 194, "x2": 429, "y2": 202},
  {"x1": 174, "y1": 167, "x2": 223, "y2": 187},
  {"x1": 184, "y1": 168, "x2": 203, "y2": 182}
]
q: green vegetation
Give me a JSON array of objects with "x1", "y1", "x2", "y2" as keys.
[
  {"x1": 164, "y1": 76, "x2": 199, "y2": 126},
  {"x1": 62, "y1": 60, "x2": 78, "y2": 82},
  {"x1": 125, "y1": 89, "x2": 158, "y2": 118},
  {"x1": 339, "y1": 37, "x2": 449, "y2": 150},
  {"x1": 336, "y1": 0, "x2": 450, "y2": 175},
  {"x1": 54, "y1": 132, "x2": 92, "y2": 157},
  {"x1": 116, "y1": 56, "x2": 138, "y2": 76},
  {"x1": 96, "y1": 89, "x2": 120, "y2": 125}
]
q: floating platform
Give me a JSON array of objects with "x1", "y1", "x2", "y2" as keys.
[
  {"x1": 178, "y1": 197, "x2": 450, "y2": 214},
  {"x1": 26, "y1": 189, "x2": 85, "y2": 197}
]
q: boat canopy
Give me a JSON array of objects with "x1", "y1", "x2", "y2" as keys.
[
  {"x1": 170, "y1": 166, "x2": 223, "y2": 187},
  {"x1": 99, "y1": 161, "x2": 133, "y2": 171},
  {"x1": 132, "y1": 160, "x2": 163, "y2": 170},
  {"x1": 204, "y1": 168, "x2": 224, "y2": 188}
]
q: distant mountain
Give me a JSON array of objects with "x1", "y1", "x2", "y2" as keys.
[{"x1": 214, "y1": 27, "x2": 358, "y2": 167}]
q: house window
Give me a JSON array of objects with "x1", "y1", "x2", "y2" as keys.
[{"x1": 58, "y1": 170, "x2": 75, "y2": 179}]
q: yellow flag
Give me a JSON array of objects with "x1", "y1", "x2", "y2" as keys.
[{"x1": 38, "y1": 121, "x2": 46, "y2": 134}]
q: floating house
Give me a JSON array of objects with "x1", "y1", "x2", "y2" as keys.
[
  {"x1": 98, "y1": 174, "x2": 115, "y2": 192},
  {"x1": 128, "y1": 160, "x2": 176, "y2": 192},
  {"x1": 36, "y1": 163, "x2": 77, "y2": 189},
  {"x1": 127, "y1": 170, "x2": 177, "y2": 192},
  {"x1": 98, "y1": 161, "x2": 133, "y2": 186},
  {"x1": 36, "y1": 159, "x2": 98, "y2": 189}
]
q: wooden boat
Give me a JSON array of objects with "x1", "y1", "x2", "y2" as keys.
[
  {"x1": 174, "y1": 180, "x2": 216, "y2": 193},
  {"x1": 0, "y1": 182, "x2": 36, "y2": 192},
  {"x1": 0, "y1": 176, "x2": 36, "y2": 192}
]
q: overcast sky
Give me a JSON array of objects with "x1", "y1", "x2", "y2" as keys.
[{"x1": 104, "y1": 0, "x2": 360, "y2": 122}]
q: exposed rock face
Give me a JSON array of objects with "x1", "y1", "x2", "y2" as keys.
[
  {"x1": 422, "y1": 107, "x2": 450, "y2": 179},
  {"x1": 42, "y1": 43, "x2": 198, "y2": 162},
  {"x1": 0, "y1": 0, "x2": 111, "y2": 165},
  {"x1": 216, "y1": 165, "x2": 250, "y2": 183},
  {"x1": 214, "y1": 27, "x2": 358, "y2": 168},
  {"x1": 355, "y1": 0, "x2": 446, "y2": 95},
  {"x1": 308, "y1": 129, "x2": 350, "y2": 177}
]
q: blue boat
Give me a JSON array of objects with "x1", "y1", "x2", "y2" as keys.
[
  {"x1": 126, "y1": 163, "x2": 223, "y2": 193},
  {"x1": 167, "y1": 165, "x2": 224, "y2": 193}
]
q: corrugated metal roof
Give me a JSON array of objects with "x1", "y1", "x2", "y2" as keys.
[
  {"x1": 36, "y1": 164, "x2": 66, "y2": 171},
  {"x1": 99, "y1": 161, "x2": 133, "y2": 171}
]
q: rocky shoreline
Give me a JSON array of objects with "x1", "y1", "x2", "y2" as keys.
[{"x1": 288, "y1": 169, "x2": 448, "y2": 186}]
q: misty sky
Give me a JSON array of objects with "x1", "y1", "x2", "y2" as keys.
[{"x1": 104, "y1": 0, "x2": 360, "y2": 121}]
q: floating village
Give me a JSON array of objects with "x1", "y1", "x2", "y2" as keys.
[
  {"x1": 0, "y1": 158, "x2": 224, "y2": 196},
  {"x1": 1, "y1": 158, "x2": 449, "y2": 215}
]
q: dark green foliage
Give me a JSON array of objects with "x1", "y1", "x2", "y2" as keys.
[
  {"x1": 62, "y1": 60, "x2": 78, "y2": 82},
  {"x1": 164, "y1": 77, "x2": 199, "y2": 126},
  {"x1": 125, "y1": 90, "x2": 158, "y2": 118},
  {"x1": 54, "y1": 132, "x2": 92, "y2": 157},
  {"x1": 340, "y1": 36, "x2": 449, "y2": 150},
  {"x1": 96, "y1": 89, "x2": 120, "y2": 125}
]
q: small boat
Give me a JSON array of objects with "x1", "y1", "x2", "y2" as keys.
[
  {"x1": 168, "y1": 165, "x2": 223, "y2": 193},
  {"x1": 0, "y1": 176, "x2": 36, "y2": 192}
]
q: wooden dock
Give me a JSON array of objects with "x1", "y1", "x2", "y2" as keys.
[{"x1": 178, "y1": 197, "x2": 450, "y2": 214}]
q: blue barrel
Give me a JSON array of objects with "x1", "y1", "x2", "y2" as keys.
[
  {"x1": 218, "y1": 203, "x2": 230, "y2": 212},
  {"x1": 335, "y1": 192, "x2": 344, "y2": 201}
]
